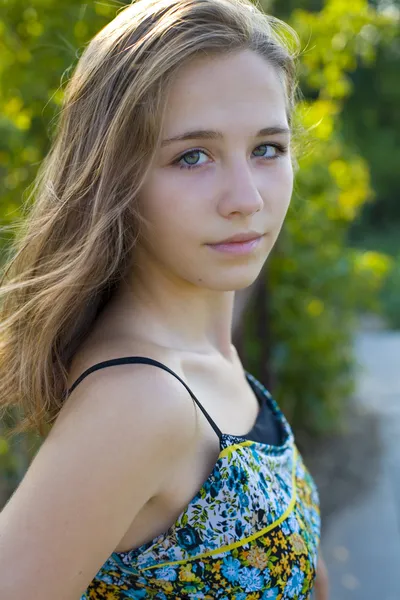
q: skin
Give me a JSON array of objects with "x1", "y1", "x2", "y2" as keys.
[
  {"x1": 315, "y1": 552, "x2": 330, "y2": 599},
  {"x1": 113, "y1": 49, "x2": 329, "y2": 595}
]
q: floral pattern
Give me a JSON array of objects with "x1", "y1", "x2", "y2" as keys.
[{"x1": 81, "y1": 373, "x2": 320, "y2": 599}]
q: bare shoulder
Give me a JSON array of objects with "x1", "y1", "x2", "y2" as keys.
[
  {"x1": 0, "y1": 341, "x2": 197, "y2": 600},
  {"x1": 60, "y1": 339, "x2": 198, "y2": 464}
]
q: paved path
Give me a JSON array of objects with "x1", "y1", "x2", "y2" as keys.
[{"x1": 320, "y1": 328, "x2": 400, "y2": 599}]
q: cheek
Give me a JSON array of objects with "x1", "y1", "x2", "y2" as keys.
[
  {"x1": 261, "y1": 164, "x2": 293, "y2": 219},
  {"x1": 138, "y1": 175, "x2": 199, "y2": 250},
  {"x1": 139, "y1": 170, "x2": 210, "y2": 232}
]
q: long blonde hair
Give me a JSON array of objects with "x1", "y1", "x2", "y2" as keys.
[{"x1": 0, "y1": 0, "x2": 300, "y2": 438}]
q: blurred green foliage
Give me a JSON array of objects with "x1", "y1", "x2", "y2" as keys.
[
  {"x1": 349, "y1": 223, "x2": 400, "y2": 330},
  {"x1": 0, "y1": 1, "x2": 117, "y2": 235},
  {"x1": 343, "y1": 11, "x2": 400, "y2": 229},
  {"x1": 0, "y1": 0, "x2": 398, "y2": 490}
]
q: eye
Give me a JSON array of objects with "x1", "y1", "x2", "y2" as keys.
[
  {"x1": 252, "y1": 143, "x2": 287, "y2": 159},
  {"x1": 175, "y1": 149, "x2": 209, "y2": 170},
  {"x1": 173, "y1": 142, "x2": 287, "y2": 170}
]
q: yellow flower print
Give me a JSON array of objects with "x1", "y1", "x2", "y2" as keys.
[
  {"x1": 272, "y1": 563, "x2": 283, "y2": 576},
  {"x1": 297, "y1": 516, "x2": 306, "y2": 529},
  {"x1": 246, "y1": 546, "x2": 269, "y2": 571},
  {"x1": 264, "y1": 537, "x2": 272, "y2": 547},
  {"x1": 158, "y1": 580, "x2": 174, "y2": 593},
  {"x1": 277, "y1": 535, "x2": 288, "y2": 549},
  {"x1": 179, "y1": 565, "x2": 197, "y2": 582},
  {"x1": 240, "y1": 549, "x2": 250, "y2": 562},
  {"x1": 290, "y1": 532, "x2": 307, "y2": 555},
  {"x1": 211, "y1": 562, "x2": 221, "y2": 574}
]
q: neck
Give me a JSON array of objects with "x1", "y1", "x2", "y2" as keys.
[{"x1": 113, "y1": 261, "x2": 236, "y2": 361}]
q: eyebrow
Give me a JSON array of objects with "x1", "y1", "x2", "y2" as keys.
[{"x1": 161, "y1": 126, "x2": 291, "y2": 146}]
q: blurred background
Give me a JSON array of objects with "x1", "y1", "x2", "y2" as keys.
[{"x1": 0, "y1": 0, "x2": 399, "y2": 597}]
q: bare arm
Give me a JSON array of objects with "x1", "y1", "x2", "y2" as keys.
[
  {"x1": 314, "y1": 549, "x2": 330, "y2": 600},
  {"x1": 0, "y1": 365, "x2": 195, "y2": 600}
]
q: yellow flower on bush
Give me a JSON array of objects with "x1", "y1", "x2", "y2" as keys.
[
  {"x1": 354, "y1": 251, "x2": 393, "y2": 277},
  {"x1": 307, "y1": 298, "x2": 324, "y2": 317}
]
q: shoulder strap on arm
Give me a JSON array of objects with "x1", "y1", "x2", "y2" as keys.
[{"x1": 66, "y1": 356, "x2": 223, "y2": 440}]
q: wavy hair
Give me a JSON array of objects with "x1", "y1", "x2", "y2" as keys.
[{"x1": 0, "y1": 0, "x2": 301, "y2": 438}]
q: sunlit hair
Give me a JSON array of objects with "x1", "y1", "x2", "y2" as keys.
[{"x1": 0, "y1": 0, "x2": 301, "y2": 438}]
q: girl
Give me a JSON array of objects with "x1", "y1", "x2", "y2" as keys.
[{"x1": 0, "y1": 0, "x2": 328, "y2": 597}]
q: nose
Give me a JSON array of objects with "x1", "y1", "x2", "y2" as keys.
[{"x1": 217, "y1": 160, "x2": 264, "y2": 218}]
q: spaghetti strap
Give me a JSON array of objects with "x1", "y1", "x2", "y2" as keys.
[{"x1": 66, "y1": 356, "x2": 223, "y2": 440}]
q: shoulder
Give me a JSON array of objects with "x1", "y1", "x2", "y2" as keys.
[
  {"x1": 0, "y1": 344, "x2": 197, "y2": 599},
  {"x1": 60, "y1": 340, "x2": 198, "y2": 461}
]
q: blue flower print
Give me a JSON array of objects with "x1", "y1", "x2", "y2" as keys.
[
  {"x1": 227, "y1": 466, "x2": 249, "y2": 492},
  {"x1": 154, "y1": 565, "x2": 177, "y2": 581},
  {"x1": 238, "y1": 567, "x2": 264, "y2": 592},
  {"x1": 286, "y1": 565, "x2": 305, "y2": 597},
  {"x1": 176, "y1": 525, "x2": 202, "y2": 552},
  {"x1": 263, "y1": 568, "x2": 272, "y2": 587},
  {"x1": 235, "y1": 519, "x2": 245, "y2": 537},
  {"x1": 221, "y1": 556, "x2": 241, "y2": 582},
  {"x1": 238, "y1": 490, "x2": 250, "y2": 508},
  {"x1": 203, "y1": 470, "x2": 223, "y2": 498},
  {"x1": 281, "y1": 521, "x2": 291, "y2": 536},
  {"x1": 288, "y1": 513, "x2": 300, "y2": 533},
  {"x1": 97, "y1": 573, "x2": 113, "y2": 585},
  {"x1": 124, "y1": 589, "x2": 147, "y2": 599},
  {"x1": 262, "y1": 588, "x2": 280, "y2": 600}
]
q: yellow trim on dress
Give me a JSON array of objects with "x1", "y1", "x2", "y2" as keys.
[
  {"x1": 142, "y1": 445, "x2": 298, "y2": 572},
  {"x1": 218, "y1": 440, "x2": 255, "y2": 460}
]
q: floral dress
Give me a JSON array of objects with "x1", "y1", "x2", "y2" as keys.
[{"x1": 66, "y1": 357, "x2": 320, "y2": 599}]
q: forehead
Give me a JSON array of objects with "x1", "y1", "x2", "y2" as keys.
[{"x1": 162, "y1": 49, "x2": 289, "y2": 136}]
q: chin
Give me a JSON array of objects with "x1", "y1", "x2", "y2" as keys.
[{"x1": 198, "y1": 264, "x2": 266, "y2": 292}]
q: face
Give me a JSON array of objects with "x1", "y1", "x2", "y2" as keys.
[{"x1": 136, "y1": 49, "x2": 293, "y2": 291}]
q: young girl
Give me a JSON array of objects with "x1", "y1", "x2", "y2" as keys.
[{"x1": 0, "y1": 0, "x2": 328, "y2": 597}]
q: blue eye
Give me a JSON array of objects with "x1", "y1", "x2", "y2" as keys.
[
  {"x1": 176, "y1": 149, "x2": 209, "y2": 170},
  {"x1": 174, "y1": 143, "x2": 287, "y2": 170},
  {"x1": 253, "y1": 144, "x2": 280, "y2": 158}
]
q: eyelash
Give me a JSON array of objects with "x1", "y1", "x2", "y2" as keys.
[{"x1": 173, "y1": 143, "x2": 288, "y2": 170}]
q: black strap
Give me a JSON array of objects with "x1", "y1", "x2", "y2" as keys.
[{"x1": 66, "y1": 356, "x2": 223, "y2": 440}]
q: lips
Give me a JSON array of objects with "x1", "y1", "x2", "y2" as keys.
[{"x1": 210, "y1": 232, "x2": 264, "y2": 245}]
